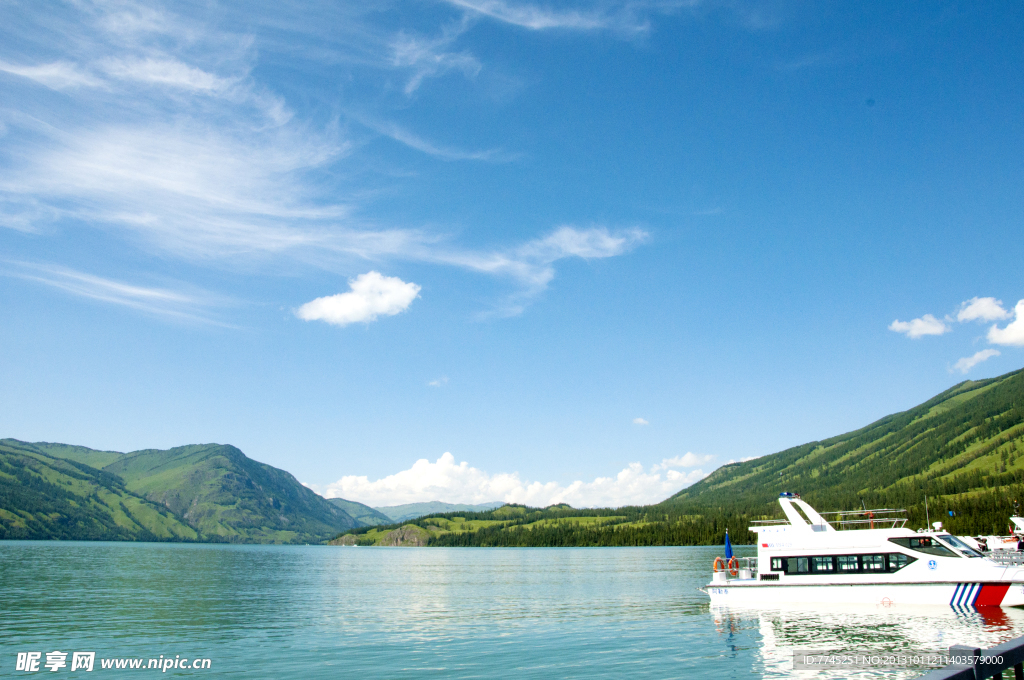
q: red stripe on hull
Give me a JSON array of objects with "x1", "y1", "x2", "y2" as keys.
[{"x1": 975, "y1": 583, "x2": 1010, "y2": 606}]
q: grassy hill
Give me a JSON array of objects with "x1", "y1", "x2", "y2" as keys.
[
  {"x1": 0, "y1": 439, "x2": 198, "y2": 541},
  {"x1": 0, "y1": 440, "x2": 361, "y2": 543},
  {"x1": 331, "y1": 366, "x2": 1024, "y2": 547}
]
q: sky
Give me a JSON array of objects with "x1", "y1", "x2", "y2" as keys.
[{"x1": 1, "y1": 0, "x2": 1022, "y2": 508}]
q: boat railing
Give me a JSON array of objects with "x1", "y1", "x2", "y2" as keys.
[
  {"x1": 984, "y1": 551, "x2": 1024, "y2": 566},
  {"x1": 751, "y1": 509, "x2": 909, "y2": 530}
]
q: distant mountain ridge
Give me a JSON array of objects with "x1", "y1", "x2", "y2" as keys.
[
  {"x1": 0, "y1": 440, "x2": 360, "y2": 543},
  {"x1": 373, "y1": 501, "x2": 505, "y2": 523},
  {"x1": 327, "y1": 498, "x2": 393, "y2": 526}
]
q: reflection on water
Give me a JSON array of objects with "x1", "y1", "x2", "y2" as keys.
[
  {"x1": 1, "y1": 542, "x2": 1023, "y2": 678},
  {"x1": 712, "y1": 602, "x2": 1024, "y2": 679}
]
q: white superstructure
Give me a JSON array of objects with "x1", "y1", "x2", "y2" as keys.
[{"x1": 705, "y1": 493, "x2": 1024, "y2": 607}]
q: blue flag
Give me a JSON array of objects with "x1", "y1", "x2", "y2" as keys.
[{"x1": 724, "y1": 529, "x2": 733, "y2": 559}]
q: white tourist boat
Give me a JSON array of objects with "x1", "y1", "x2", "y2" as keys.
[{"x1": 705, "y1": 493, "x2": 1024, "y2": 607}]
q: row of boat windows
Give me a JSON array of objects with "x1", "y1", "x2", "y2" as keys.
[{"x1": 771, "y1": 553, "x2": 917, "y2": 575}]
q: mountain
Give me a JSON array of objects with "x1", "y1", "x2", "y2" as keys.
[
  {"x1": 661, "y1": 366, "x2": 1024, "y2": 537},
  {"x1": 0, "y1": 440, "x2": 360, "y2": 543},
  {"x1": 373, "y1": 501, "x2": 506, "y2": 523},
  {"x1": 0, "y1": 439, "x2": 198, "y2": 541},
  {"x1": 327, "y1": 498, "x2": 393, "y2": 526}
]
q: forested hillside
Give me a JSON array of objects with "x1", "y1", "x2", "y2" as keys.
[{"x1": 665, "y1": 367, "x2": 1024, "y2": 539}]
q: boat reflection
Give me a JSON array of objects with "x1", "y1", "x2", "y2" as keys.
[{"x1": 710, "y1": 602, "x2": 1024, "y2": 678}]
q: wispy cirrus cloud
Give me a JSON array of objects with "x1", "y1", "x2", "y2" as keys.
[
  {"x1": 0, "y1": 1, "x2": 648, "y2": 320},
  {"x1": 4, "y1": 261, "x2": 229, "y2": 325},
  {"x1": 362, "y1": 118, "x2": 508, "y2": 161},
  {"x1": 443, "y1": 0, "x2": 622, "y2": 31},
  {"x1": 312, "y1": 451, "x2": 709, "y2": 507},
  {"x1": 391, "y1": 22, "x2": 480, "y2": 94},
  {"x1": 0, "y1": 60, "x2": 104, "y2": 89}
]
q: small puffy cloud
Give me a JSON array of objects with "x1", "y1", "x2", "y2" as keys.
[
  {"x1": 632, "y1": 417, "x2": 649, "y2": 426},
  {"x1": 889, "y1": 314, "x2": 949, "y2": 339},
  {"x1": 653, "y1": 452, "x2": 714, "y2": 471},
  {"x1": 296, "y1": 271, "x2": 420, "y2": 326},
  {"x1": 314, "y1": 452, "x2": 709, "y2": 508},
  {"x1": 988, "y1": 300, "x2": 1024, "y2": 347},
  {"x1": 952, "y1": 349, "x2": 1001, "y2": 374},
  {"x1": 957, "y1": 297, "x2": 1012, "y2": 323},
  {"x1": 428, "y1": 376, "x2": 448, "y2": 387}
]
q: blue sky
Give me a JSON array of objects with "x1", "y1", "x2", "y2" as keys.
[{"x1": 1, "y1": 1, "x2": 1022, "y2": 507}]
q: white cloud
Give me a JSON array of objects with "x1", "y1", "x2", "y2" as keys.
[
  {"x1": 428, "y1": 376, "x2": 449, "y2": 387},
  {"x1": 952, "y1": 349, "x2": 1001, "y2": 374},
  {"x1": 296, "y1": 271, "x2": 420, "y2": 326},
  {"x1": 957, "y1": 297, "x2": 1011, "y2": 323},
  {"x1": 652, "y1": 452, "x2": 713, "y2": 470},
  {"x1": 988, "y1": 300, "x2": 1024, "y2": 346},
  {"x1": 888, "y1": 314, "x2": 950, "y2": 339},
  {"x1": 315, "y1": 452, "x2": 709, "y2": 508},
  {"x1": 632, "y1": 417, "x2": 649, "y2": 425}
]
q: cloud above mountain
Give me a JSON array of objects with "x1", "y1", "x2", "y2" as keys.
[{"x1": 314, "y1": 451, "x2": 710, "y2": 507}]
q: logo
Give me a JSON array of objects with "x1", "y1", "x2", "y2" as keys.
[{"x1": 928, "y1": 560, "x2": 938, "y2": 570}]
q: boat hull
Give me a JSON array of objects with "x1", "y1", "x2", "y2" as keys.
[{"x1": 706, "y1": 580, "x2": 1024, "y2": 607}]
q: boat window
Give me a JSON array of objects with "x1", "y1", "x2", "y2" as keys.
[
  {"x1": 888, "y1": 536, "x2": 957, "y2": 557},
  {"x1": 937, "y1": 535, "x2": 983, "y2": 558},
  {"x1": 774, "y1": 553, "x2": 916, "y2": 575},
  {"x1": 786, "y1": 557, "x2": 809, "y2": 574}
]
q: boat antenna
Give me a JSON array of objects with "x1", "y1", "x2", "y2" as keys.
[{"x1": 925, "y1": 494, "x2": 930, "y2": 530}]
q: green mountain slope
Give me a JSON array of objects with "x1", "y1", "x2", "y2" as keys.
[
  {"x1": 662, "y1": 367, "x2": 1024, "y2": 537},
  {"x1": 21, "y1": 441, "x2": 124, "y2": 468},
  {"x1": 0, "y1": 440, "x2": 198, "y2": 541},
  {"x1": 327, "y1": 498, "x2": 393, "y2": 526},
  {"x1": 1, "y1": 440, "x2": 361, "y2": 543},
  {"x1": 104, "y1": 444, "x2": 358, "y2": 543}
]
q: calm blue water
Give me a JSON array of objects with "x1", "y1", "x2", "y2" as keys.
[{"x1": 3, "y1": 542, "x2": 1024, "y2": 679}]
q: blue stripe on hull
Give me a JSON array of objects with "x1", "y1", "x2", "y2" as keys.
[{"x1": 950, "y1": 583, "x2": 981, "y2": 608}]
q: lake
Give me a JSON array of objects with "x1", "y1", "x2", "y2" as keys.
[{"x1": 2, "y1": 541, "x2": 1023, "y2": 678}]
